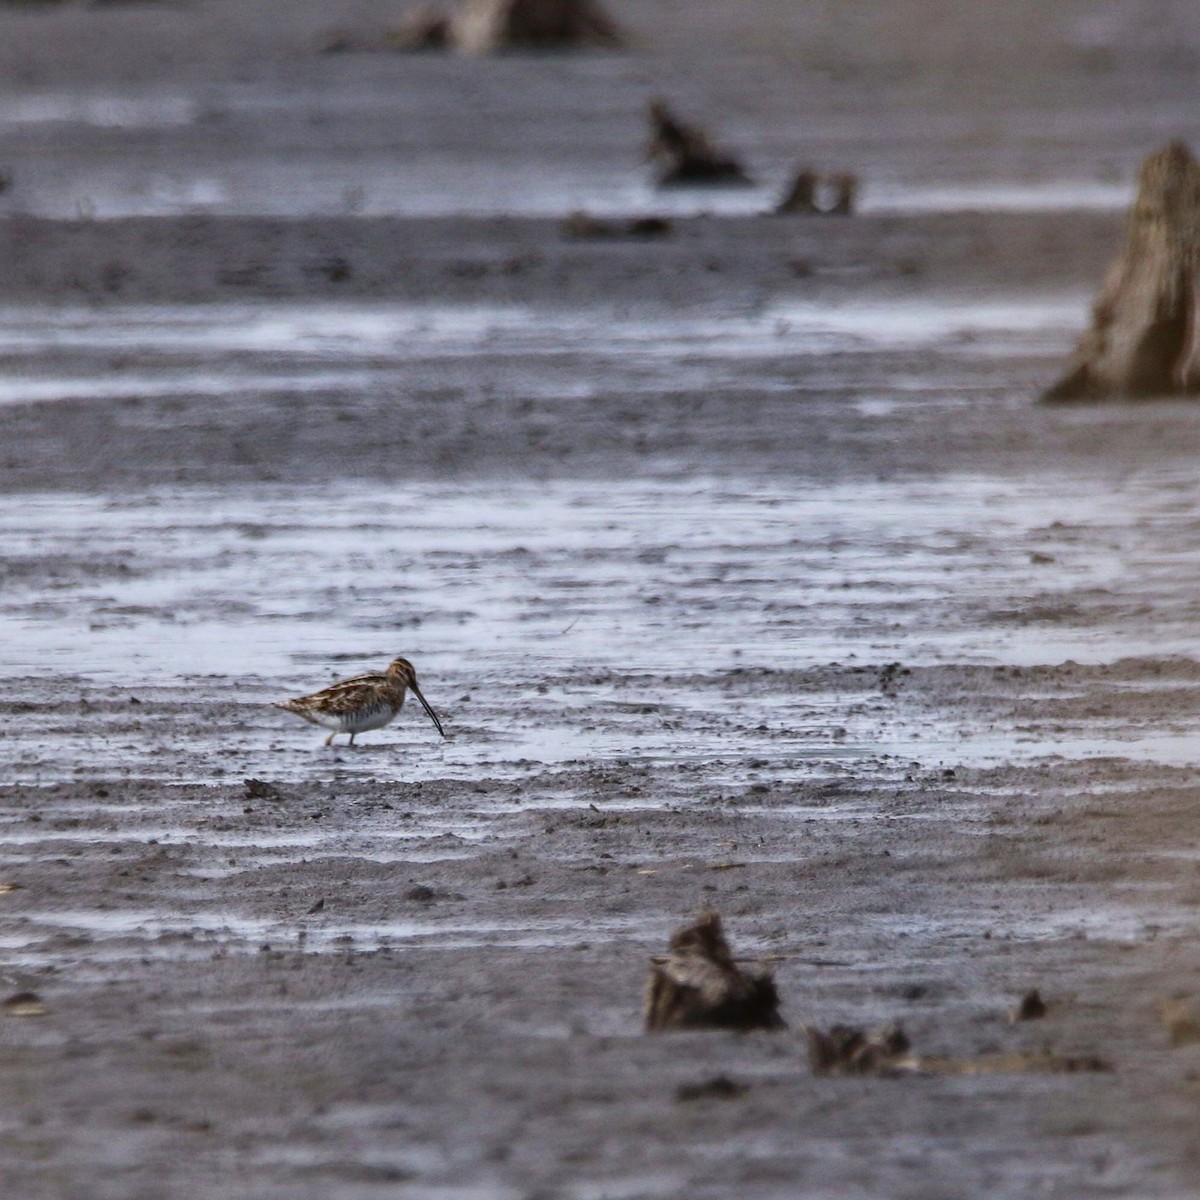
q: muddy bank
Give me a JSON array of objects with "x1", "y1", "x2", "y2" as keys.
[
  {"x1": 0, "y1": 1, "x2": 1194, "y2": 225},
  {"x1": 2, "y1": 665, "x2": 1200, "y2": 1198},
  {"x1": 0, "y1": 207, "x2": 1138, "y2": 495},
  {"x1": 4, "y1": 0, "x2": 1200, "y2": 1194},
  {"x1": 4, "y1": 460, "x2": 1200, "y2": 1196},
  {"x1": 0, "y1": 210, "x2": 1121, "y2": 304},
  {"x1": 4, "y1": 207, "x2": 1200, "y2": 1197}
]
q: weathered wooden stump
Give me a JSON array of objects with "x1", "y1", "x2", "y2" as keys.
[
  {"x1": 775, "y1": 168, "x2": 819, "y2": 215},
  {"x1": 644, "y1": 911, "x2": 785, "y2": 1032},
  {"x1": 451, "y1": 0, "x2": 624, "y2": 54},
  {"x1": 823, "y1": 171, "x2": 858, "y2": 217},
  {"x1": 1044, "y1": 141, "x2": 1200, "y2": 402},
  {"x1": 775, "y1": 169, "x2": 859, "y2": 216},
  {"x1": 646, "y1": 100, "x2": 752, "y2": 188}
]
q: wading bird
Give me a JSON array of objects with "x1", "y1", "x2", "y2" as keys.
[{"x1": 274, "y1": 656, "x2": 446, "y2": 747}]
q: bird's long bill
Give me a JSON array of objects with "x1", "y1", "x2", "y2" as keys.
[{"x1": 411, "y1": 683, "x2": 447, "y2": 738}]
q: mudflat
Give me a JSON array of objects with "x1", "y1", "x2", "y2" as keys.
[{"x1": 2, "y1": 3, "x2": 1200, "y2": 1198}]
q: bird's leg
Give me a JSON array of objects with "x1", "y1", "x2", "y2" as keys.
[
  {"x1": 349, "y1": 732, "x2": 356, "y2": 747},
  {"x1": 324, "y1": 731, "x2": 336, "y2": 747}
]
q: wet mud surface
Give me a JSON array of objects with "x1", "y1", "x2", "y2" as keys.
[
  {"x1": 6, "y1": 294, "x2": 1200, "y2": 1198},
  {"x1": 4, "y1": 2, "x2": 1200, "y2": 1198}
]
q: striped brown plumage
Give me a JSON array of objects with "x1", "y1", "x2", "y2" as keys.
[{"x1": 274, "y1": 656, "x2": 446, "y2": 747}]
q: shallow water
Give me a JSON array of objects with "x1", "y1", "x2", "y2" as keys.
[
  {"x1": 5, "y1": 295, "x2": 1200, "y2": 790},
  {"x1": 0, "y1": 476, "x2": 1132, "y2": 678},
  {"x1": 2, "y1": 867, "x2": 1186, "y2": 975},
  {"x1": 0, "y1": 294, "x2": 1086, "y2": 402},
  {"x1": 0, "y1": 65, "x2": 1144, "y2": 221},
  {"x1": 4, "y1": 465, "x2": 1200, "y2": 784},
  {"x1": 4, "y1": 165, "x2": 1137, "y2": 221},
  {"x1": 0, "y1": 907, "x2": 650, "y2": 972},
  {"x1": 5, "y1": 13, "x2": 1200, "y2": 1196}
]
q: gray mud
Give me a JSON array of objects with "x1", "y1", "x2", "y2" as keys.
[{"x1": 4, "y1": 2, "x2": 1200, "y2": 1198}]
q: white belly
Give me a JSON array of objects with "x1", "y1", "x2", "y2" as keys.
[{"x1": 314, "y1": 702, "x2": 399, "y2": 734}]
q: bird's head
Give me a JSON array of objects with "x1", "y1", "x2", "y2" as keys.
[{"x1": 388, "y1": 657, "x2": 446, "y2": 738}]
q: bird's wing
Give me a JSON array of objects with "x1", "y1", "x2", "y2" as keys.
[{"x1": 294, "y1": 673, "x2": 390, "y2": 715}]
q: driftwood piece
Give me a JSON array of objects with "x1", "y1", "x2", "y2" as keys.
[
  {"x1": 452, "y1": 0, "x2": 624, "y2": 54},
  {"x1": 806, "y1": 1022, "x2": 1108, "y2": 1077},
  {"x1": 806, "y1": 1024, "x2": 912, "y2": 1075},
  {"x1": 674, "y1": 1074, "x2": 748, "y2": 1102},
  {"x1": 644, "y1": 911, "x2": 785, "y2": 1033},
  {"x1": 561, "y1": 210, "x2": 673, "y2": 240},
  {"x1": 2, "y1": 991, "x2": 48, "y2": 1018},
  {"x1": 646, "y1": 100, "x2": 752, "y2": 188},
  {"x1": 1044, "y1": 141, "x2": 1200, "y2": 402}
]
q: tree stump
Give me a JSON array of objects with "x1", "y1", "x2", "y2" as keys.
[
  {"x1": 644, "y1": 911, "x2": 785, "y2": 1032},
  {"x1": 775, "y1": 169, "x2": 859, "y2": 216},
  {"x1": 823, "y1": 172, "x2": 858, "y2": 217},
  {"x1": 775, "y1": 168, "x2": 819, "y2": 215},
  {"x1": 646, "y1": 100, "x2": 752, "y2": 188},
  {"x1": 451, "y1": 0, "x2": 624, "y2": 54},
  {"x1": 1043, "y1": 141, "x2": 1200, "y2": 402}
]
